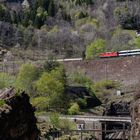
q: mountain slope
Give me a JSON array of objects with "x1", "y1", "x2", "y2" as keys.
[{"x1": 0, "y1": 0, "x2": 139, "y2": 59}]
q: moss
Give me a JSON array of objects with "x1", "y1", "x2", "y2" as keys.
[{"x1": 0, "y1": 99, "x2": 6, "y2": 107}]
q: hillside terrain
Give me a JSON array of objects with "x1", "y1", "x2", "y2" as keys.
[
  {"x1": 0, "y1": 1, "x2": 139, "y2": 139},
  {"x1": 0, "y1": 0, "x2": 139, "y2": 115},
  {"x1": 0, "y1": 0, "x2": 140, "y2": 59}
]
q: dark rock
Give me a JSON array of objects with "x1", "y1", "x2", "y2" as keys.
[
  {"x1": 104, "y1": 101, "x2": 130, "y2": 116},
  {"x1": 65, "y1": 86, "x2": 101, "y2": 108},
  {"x1": 131, "y1": 92, "x2": 140, "y2": 140},
  {"x1": 0, "y1": 88, "x2": 40, "y2": 140},
  {"x1": 134, "y1": 92, "x2": 140, "y2": 101}
]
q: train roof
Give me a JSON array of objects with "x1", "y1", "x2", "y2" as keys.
[{"x1": 119, "y1": 49, "x2": 140, "y2": 53}]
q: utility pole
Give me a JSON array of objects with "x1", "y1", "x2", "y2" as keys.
[
  {"x1": 105, "y1": 60, "x2": 108, "y2": 81},
  {"x1": 80, "y1": 130, "x2": 83, "y2": 140}
]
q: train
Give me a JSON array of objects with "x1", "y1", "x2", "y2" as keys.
[
  {"x1": 57, "y1": 49, "x2": 140, "y2": 62},
  {"x1": 99, "y1": 49, "x2": 140, "y2": 58}
]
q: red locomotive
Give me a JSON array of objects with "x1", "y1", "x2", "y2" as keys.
[{"x1": 99, "y1": 52, "x2": 118, "y2": 57}]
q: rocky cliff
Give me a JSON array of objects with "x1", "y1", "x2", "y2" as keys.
[
  {"x1": 0, "y1": 88, "x2": 39, "y2": 140},
  {"x1": 104, "y1": 101, "x2": 131, "y2": 116},
  {"x1": 131, "y1": 92, "x2": 140, "y2": 140}
]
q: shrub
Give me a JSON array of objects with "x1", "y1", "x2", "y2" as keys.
[
  {"x1": 75, "y1": 18, "x2": 99, "y2": 29},
  {"x1": 36, "y1": 72, "x2": 64, "y2": 95},
  {"x1": 71, "y1": 137, "x2": 78, "y2": 140},
  {"x1": 49, "y1": 113, "x2": 76, "y2": 131},
  {"x1": 94, "y1": 80, "x2": 118, "y2": 90},
  {"x1": 134, "y1": 37, "x2": 140, "y2": 48},
  {"x1": 31, "y1": 96, "x2": 49, "y2": 111},
  {"x1": 59, "y1": 135, "x2": 70, "y2": 140},
  {"x1": 15, "y1": 63, "x2": 39, "y2": 94},
  {"x1": 49, "y1": 112, "x2": 60, "y2": 128},
  {"x1": 59, "y1": 119, "x2": 76, "y2": 131},
  {"x1": 94, "y1": 80, "x2": 120, "y2": 97},
  {"x1": 69, "y1": 71, "x2": 93, "y2": 89},
  {"x1": 75, "y1": 11, "x2": 88, "y2": 19},
  {"x1": 0, "y1": 73, "x2": 15, "y2": 89},
  {"x1": 0, "y1": 99, "x2": 5, "y2": 107},
  {"x1": 77, "y1": 98, "x2": 87, "y2": 109},
  {"x1": 35, "y1": 65, "x2": 66, "y2": 109},
  {"x1": 68, "y1": 103, "x2": 80, "y2": 115},
  {"x1": 85, "y1": 39, "x2": 106, "y2": 59},
  {"x1": 43, "y1": 59, "x2": 60, "y2": 72}
]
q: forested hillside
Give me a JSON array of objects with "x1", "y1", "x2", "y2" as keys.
[{"x1": 0, "y1": 0, "x2": 140, "y2": 58}]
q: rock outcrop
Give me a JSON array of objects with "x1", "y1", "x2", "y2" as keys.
[
  {"x1": 131, "y1": 93, "x2": 140, "y2": 140},
  {"x1": 0, "y1": 88, "x2": 39, "y2": 140},
  {"x1": 104, "y1": 101, "x2": 131, "y2": 116}
]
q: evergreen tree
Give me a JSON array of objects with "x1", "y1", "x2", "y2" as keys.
[
  {"x1": 34, "y1": 15, "x2": 43, "y2": 28},
  {"x1": 75, "y1": 0, "x2": 82, "y2": 5},
  {"x1": 85, "y1": 0, "x2": 93, "y2": 5},
  {"x1": 62, "y1": 12, "x2": 71, "y2": 22},
  {"x1": 48, "y1": 0, "x2": 55, "y2": 17},
  {"x1": 22, "y1": 10, "x2": 30, "y2": 27},
  {"x1": 44, "y1": 0, "x2": 50, "y2": 11},
  {"x1": 15, "y1": 63, "x2": 39, "y2": 93},
  {"x1": 78, "y1": 11, "x2": 87, "y2": 19},
  {"x1": 4, "y1": 10, "x2": 12, "y2": 23},
  {"x1": 0, "y1": 5, "x2": 5, "y2": 21},
  {"x1": 37, "y1": 0, "x2": 50, "y2": 10},
  {"x1": 12, "y1": 11, "x2": 18, "y2": 24},
  {"x1": 30, "y1": 9, "x2": 37, "y2": 24}
]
